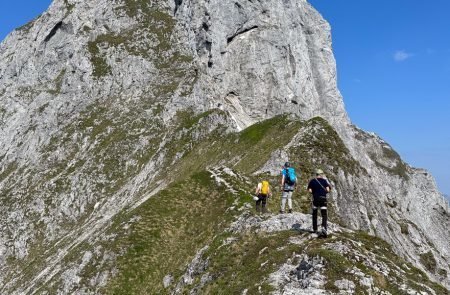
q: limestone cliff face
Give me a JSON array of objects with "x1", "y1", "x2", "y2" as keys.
[
  {"x1": 0, "y1": 0, "x2": 448, "y2": 293},
  {"x1": 174, "y1": 0, "x2": 450, "y2": 285},
  {"x1": 173, "y1": 0, "x2": 348, "y2": 130}
]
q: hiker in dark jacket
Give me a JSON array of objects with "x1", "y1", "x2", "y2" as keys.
[{"x1": 307, "y1": 169, "x2": 331, "y2": 236}]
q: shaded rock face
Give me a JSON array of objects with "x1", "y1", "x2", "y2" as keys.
[{"x1": 0, "y1": 0, "x2": 449, "y2": 293}]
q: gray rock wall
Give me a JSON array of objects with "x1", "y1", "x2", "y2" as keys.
[
  {"x1": 0, "y1": 0, "x2": 448, "y2": 292},
  {"x1": 174, "y1": 0, "x2": 348, "y2": 130}
]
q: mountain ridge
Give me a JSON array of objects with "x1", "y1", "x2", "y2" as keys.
[{"x1": 0, "y1": 0, "x2": 449, "y2": 293}]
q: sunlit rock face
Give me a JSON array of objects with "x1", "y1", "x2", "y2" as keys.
[
  {"x1": 0, "y1": 0, "x2": 448, "y2": 293},
  {"x1": 174, "y1": 0, "x2": 348, "y2": 130}
]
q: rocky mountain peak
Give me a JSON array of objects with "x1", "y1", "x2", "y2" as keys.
[
  {"x1": 174, "y1": 0, "x2": 349, "y2": 130},
  {"x1": 0, "y1": 0, "x2": 449, "y2": 293}
]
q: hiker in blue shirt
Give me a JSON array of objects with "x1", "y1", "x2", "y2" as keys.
[
  {"x1": 280, "y1": 162, "x2": 297, "y2": 213},
  {"x1": 307, "y1": 169, "x2": 331, "y2": 237}
]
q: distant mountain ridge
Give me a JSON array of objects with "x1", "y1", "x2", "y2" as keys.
[{"x1": 0, "y1": 0, "x2": 448, "y2": 293}]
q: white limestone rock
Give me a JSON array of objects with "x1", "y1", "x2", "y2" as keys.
[{"x1": 0, "y1": 0, "x2": 449, "y2": 292}]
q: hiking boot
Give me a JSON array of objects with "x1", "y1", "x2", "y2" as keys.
[
  {"x1": 279, "y1": 210, "x2": 285, "y2": 214},
  {"x1": 321, "y1": 228, "x2": 328, "y2": 238},
  {"x1": 288, "y1": 209, "x2": 292, "y2": 213}
]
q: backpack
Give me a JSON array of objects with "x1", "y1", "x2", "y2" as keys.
[
  {"x1": 284, "y1": 168, "x2": 297, "y2": 185},
  {"x1": 261, "y1": 181, "x2": 270, "y2": 195}
]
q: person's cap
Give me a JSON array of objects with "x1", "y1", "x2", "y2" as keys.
[
  {"x1": 315, "y1": 169, "x2": 324, "y2": 175},
  {"x1": 284, "y1": 162, "x2": 290, "y2": 167}
]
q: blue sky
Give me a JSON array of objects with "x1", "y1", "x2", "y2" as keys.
[
  {"x1": 1, "y1": 1, "x2": 449, "y2": 196},
  {"x1": 309, "y1": 0, "x2": 450, "y2": 197},
  {"x1": 0, "y1": 1, "x2": 52, "y2": 40}
]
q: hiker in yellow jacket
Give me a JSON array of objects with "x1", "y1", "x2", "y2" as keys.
[{"x1": 255, "y1": 180, "x2": 272, "y2": 214}]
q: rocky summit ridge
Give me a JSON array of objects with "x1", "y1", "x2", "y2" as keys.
[{"x1": 0, "y1": 0, "x2": 449, "y2": 294}]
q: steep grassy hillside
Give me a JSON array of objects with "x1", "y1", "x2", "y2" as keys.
[{"x1": 30, "y1": 113, "x2": 447, "y2": 294}]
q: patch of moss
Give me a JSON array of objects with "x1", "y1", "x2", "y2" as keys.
[
  {"x1": 370, "y1": 146, "x2": 410, "y2": 180},
  {"x1": 389, "y1": 162, "x2": 410, "y2": 180},
  {"x1": 116, "y1": 0, "x2": 155, "y2": 19},
  {"x1": 347, "y1": 231, "x2": 393, "y2": 252},
  {"x1": 0, "y1": 161, "x2": 18, "y2": 182},
  {"x1": 82, "y1": 25, "x2": 91, "y2": 34},
  {"x1": 37, "y1": 103, "x2": 49, "y2": 114},
  {"x1": 153, "y1": 81, "x2": 180, "y2": 97},
  {"x1": 420, "y1": 251, "x2": 437, "y2": 273},
  {"x1": 89, "y1": 4, "x2": 190, "y2": 80},
  {"x1": 175, "y1": 109, "x2": 216, "y2": 131},
  {"x1": 0, "y1": 107, "x2": 6, "y2": 125},
  {"x1": 47, "y1": 69, "x2": 66, "y2": 95},
  {"x1": 438, "y1": 268, "x2": 447, "y2": 277},
  {"x1": 399, "y1": 222, "x2": 409, "y2": 235},
  {"x1": 87, "y1": 39, "x2": 112, "y2": 78},
  {"x1": 63, "y1": 0, "x2": 75, "y2": 15},
  {"x1": 16, "y1": 86, "x2": 40, "y2": 103},
  {"x1": 385, "y1": 200, "x2": 397, "y2": 208},
  {"x1": 305, "y1": 247, "x2": 358, "y2": 292}
]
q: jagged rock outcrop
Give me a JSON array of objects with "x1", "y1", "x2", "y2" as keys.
[{"x1": 0, "y1": 0, "x2": 449, "y2": 293}]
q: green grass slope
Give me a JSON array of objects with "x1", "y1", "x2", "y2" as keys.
[{"x1": 28, "y1": 113, "x2": 449, "y2": 294}]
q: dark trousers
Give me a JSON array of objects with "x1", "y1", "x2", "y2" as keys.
[
  {"x1": 256, "y1": 194, "x2": 268, "y2": 213},
  {"x1": 312, "y1": 197, "x2": 327, "y2": 231}
]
